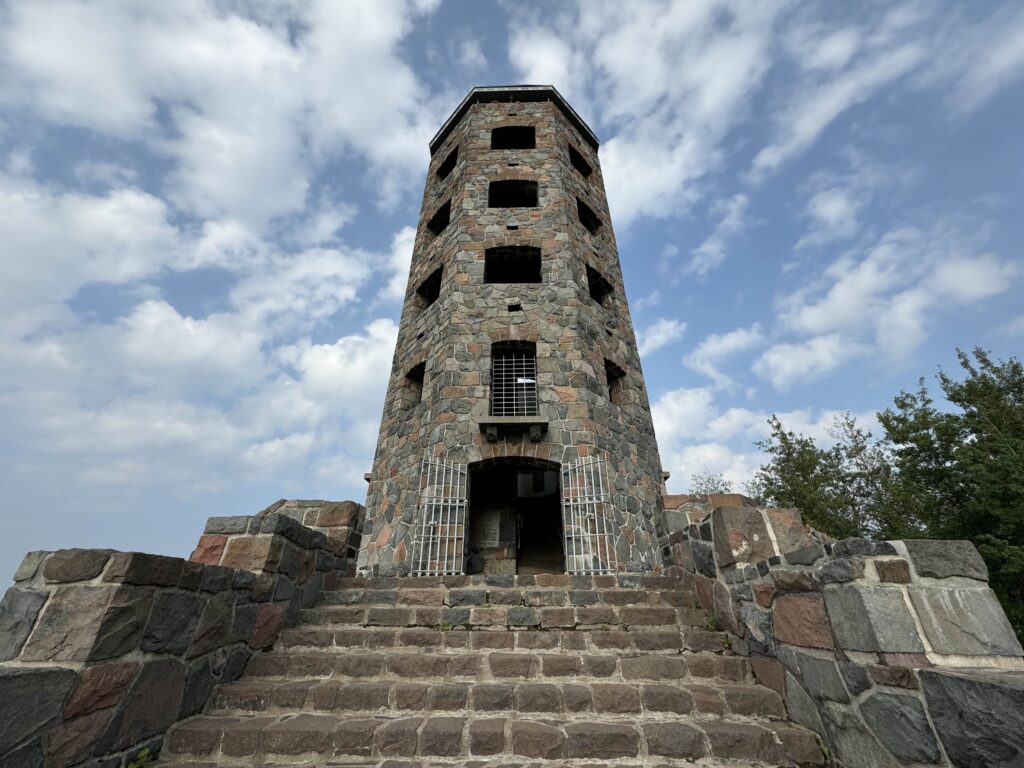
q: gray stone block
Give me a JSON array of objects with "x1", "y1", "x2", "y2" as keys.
[
  {"x1": 203, "y1": 515, "x2": 251, "y2": 534},
  {"x1": 832, "y1": 538, "x2": 896, "y2": 558},
  {"x1": 838, "y1": 660, "x2": 872, "y2": 695},
  {"x1": 903, "y1": 539, "x2": 988, "y2": 581},
  {"x1": 141, "y1": 592, "x2": 205, "y2": 654},
  {"x1": 13, "y1": 551, "x2": 47, "y2": 582},
  {"x1": 0, "y1": 588, "x2": 47, "y2": 661},
  {"x1": 921, "y1": 668, "x2": 1024, "y2": 768},
  {"x1": 859, "y1": 691, "x2": 939, "y2": 763},
  {"x1": 796, "y1": 651, "x2": 850, "y2": 703},
  {"x1": 785, "y1": 543, "x2": 826, "y2": 565},
  {"x1": 909, "y1": 586, "x2": 1023, "y2": 656},
  {"x1": 42, "y1": 549, "x2": 113, "y2": 582},
  {"x1": 0, "y1": 666, "x2": 78, "y2": 753},
  {"x1": 819, "y1": 701, "x2": 899, "y2": 768},
  {"x1": 815, "y1": 556, "x2": 864, "y2": 584},
  {"x1": 739, "y1": 603, "x2": 774, "y2": 655},
  {"x1": 823, "y1": 584, "x2": 924, "y2": 653},
  {"x1": 784, "y1": 672, "x2": 823, "y2": 733}
]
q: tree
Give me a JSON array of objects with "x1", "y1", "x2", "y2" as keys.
[{"x1": 689, "y1": 471, "x2": 733, "y2": 495}]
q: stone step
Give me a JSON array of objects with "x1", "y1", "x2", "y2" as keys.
[
  {"x1": 278, "y1": 626, "x2": 729, "y2": 655},
  {"x1": 299, "y1": 604, "x2": 709, "y2": 630},
  {"x1": 332, "y1": 574, "x2": 691, "y2": 591},
  {"x1": 208, "y1": 678, "x2": 785, "y2": 719},
  {"x1": 166, "y1": 713, "x2": 822, "y2": 765},
  {"x1": 318, "y1": 586, "x2": 700, "y2": 610},
  {"x1": 244, "y1": 650, "x2": 751, "y2": 682}
]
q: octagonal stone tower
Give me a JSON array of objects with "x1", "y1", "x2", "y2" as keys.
[{"x1": 358, "y1": 86, "x2": 667, "y2": 577}]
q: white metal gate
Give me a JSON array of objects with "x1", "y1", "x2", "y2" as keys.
[
  {"x1": 412, "y1": 456, "x2": 468, "y2": 576},
  {"x1": 561, "y1": 457, "x2": 617, "y2": 574}
]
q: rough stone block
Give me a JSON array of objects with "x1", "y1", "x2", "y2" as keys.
[
  {"x1": 832, "y1": 538, "x2": 896, "y2": 558},
  {"x1": 373, "y1": 717, "x2": 422, "y2": 756},
  {"x1": 0, "y1": 588, "x2": 47, "y2": 661},
  {"x1": 765, "y1": 507, "x2": 817, "y2": 553},
  {"x1": 0, "y1": 667, "x2": 78, "y2": 754},
  {"x1": 94, "y1": 658, "x2": 186, "y2": 753},
  {"x1": 141, "y1": 591, "x2": 205, "y2": 654},
  {"x1": 785, "y1": 672, "x2": 823, "y2": 733},
  {"x1": 795, "y1": 651, "x2": 850, "y2": 703},
  {"x1": 859, "y1": 691, "x2": 939, "y2": 763},
  {"x1": 262, "y1": 713, "x2": 335, "y2": 754},
  {"x1": 517, "y1": 683, "x2": 561, "y2": 712},
  {"x1": 334, "y1": 717, "x2": 380, "y2": 756},
  {"x1": 703, "y1": 721, "x2": 783, "y2": 762},
  {"x1": 419, "y1": 716, "x2": 465, "y2": 756},
  {"x1": 873, "y1": 558, "x2": 911, "y2": 583},
  {"x1": 643, "y1": 722, "x2": 705, "y2": 758},
  {"x1": 14, "y1": 551, "x2": 47, "y2": 582},
  {"x1": 712, "y1": 506, "x2": 775, "y2": 567},
  {"x1": 773, "y1": 593, "x2": 833, "y2": 649},
  {"x1": 204, "y1": 516, "x2": 251, "y2": 534},
  {"x1": 921, "y1": 668, "x2": 1024, "y2": 768},
  {"x1": 473, "y1": 683, "x2": 515, "y2": 710},
  {"x1": 592, "y1": 683, "x2": 641, "y2": 713},
  {"x1": 641, "y1": 684, "x2": 693, "y2": 713},
  {"x1": 511, "y1": 720, "x2": 564, "y2": 759},
  {"x1": 43, "y1": 549, "x2": 113, "y2": 583},
  {"x1": 564, "y1": 722, "x2": 638, "y2": 758},
  {"x1": 103, "y1": 552, "x2": 184, "y2": 586},
  {"x1": 469, "y1": 718, "x2": 505, "y2": 755},
  {"x1": 909, "y1": 586, "x2": 1023, "y2": 656},
  {"x1": 819, "y1": 701, "x2": 899, "y2": 768},
  {"x1": 823, "y1": 584, "x2": 924, "y2": 653},
  {"x1": 815, "y1": 556, "x2": 864, "y2": 584},
  {"x1": 64, "y1": 661, "x2": 139, "y2": 718},
  {"x1": 751, "y1": 656, "x2": 785, "y2": 696},
  {"x1": 506, "y1": 606, "x2": 539, "y2": 626},
  {"x1": 903, "y1": 539, "x2": 988, "y2": 580},
  {"x1": 190, "y1": 535, "x2": 228, "y2": 566},
  {"x1": 20, "y1": 585, "x2": 114, "y2": 661}
]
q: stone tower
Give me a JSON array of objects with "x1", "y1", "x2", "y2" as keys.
[{"x1": 358, "y1": 86, "x2": 666, "y2": 577}]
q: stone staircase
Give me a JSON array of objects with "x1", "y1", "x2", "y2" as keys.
[{"x1": 161, "y1": 574, "x2": 823, "y2": 767}]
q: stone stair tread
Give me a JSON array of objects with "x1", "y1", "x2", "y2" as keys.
[
  {"x1": 166, "y1": 712, "x2": 822, "y2": 766},
  {"x1": 206, "y1": 678, "x2": 785, "y2": 719},
  {"x1": 242, "y1": 650, "x2": 751, "y2": 682}
]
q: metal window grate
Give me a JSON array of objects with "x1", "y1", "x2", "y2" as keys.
[
  {"x1": 412, "y1": 456, "x2": 467, "y2": 576},
  {"x1": 561, "y1": 457, "x2": 617, "y2": 575},
  {"x1": 490, "y1": 348, "x2": 538, "y2": 416}
]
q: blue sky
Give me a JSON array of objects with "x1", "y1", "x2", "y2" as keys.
[{"x1": 1, "y1": 0, "x2": 1022, "y2": 579}]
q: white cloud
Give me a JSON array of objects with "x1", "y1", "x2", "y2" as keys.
[
  {"x1": 457, "y1": 38, "x2": 487, "y2": 72},
  {"x1": 753, "y1": 334, "x2": 853, "y2": 391},
  {"x1": 687, "y1": 193, "x2": 749, "y2": 275},
  {"x1": 939, "y1": 7, "x2": 1024, "y2": 112},
  {"x1": 751, "y1": 43, "x2": 925, "y2": 179},
  {"x1": 684, "y1": 323, "x2": 764, "y2": 389},
  {"x1": 381, "y1": 226, "x2": 417, "y2": 302},
  {"x1": 637, "y1": 318, "x2": 686, "y2": 357}
]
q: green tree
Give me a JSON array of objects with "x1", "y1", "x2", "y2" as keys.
[{"x1": 689, "y1": 470, "x2": 733, "y2": 494}]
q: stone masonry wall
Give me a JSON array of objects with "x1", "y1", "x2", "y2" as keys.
[
  {"x1": 360, "y1": 90, "x2": 666, "y2": 576},
  {"x1": 0, "y1": 499, "x2": 362, "y2": 768},
  {"x1": 665, "y1": 495, "x2": 1024, "y2": 768}
]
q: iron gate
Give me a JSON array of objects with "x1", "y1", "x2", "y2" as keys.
[
  {"x1": 561, "y1": 456, "x2": 617, "y2": 574},
  {"x1": 411, "y1": 456, "x2": 468, "y2": 576}
]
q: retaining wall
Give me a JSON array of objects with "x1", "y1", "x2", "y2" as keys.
[
  {"x1": 0, "y1": 499, "x2": 362, "y2": 768},
  {"x1": 665, "y1": 495, "x2": 1024, "y2": 768}
]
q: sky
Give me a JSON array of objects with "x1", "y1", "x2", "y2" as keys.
[{"x1": 1, "y1": 0, "x2": 1022, "y2": 580}]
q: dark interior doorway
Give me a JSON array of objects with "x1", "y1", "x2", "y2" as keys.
[{"x1": 467, "y1": 459, "x2": 564, "y2": 575}]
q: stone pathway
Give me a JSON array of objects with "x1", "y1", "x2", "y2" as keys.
[{"x1": 160, "y1": 574, "x2": 824, "y2": 766}]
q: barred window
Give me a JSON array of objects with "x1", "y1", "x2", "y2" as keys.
[{"x1": 490, "y1": 341, "x2": 538, "y2": 416}]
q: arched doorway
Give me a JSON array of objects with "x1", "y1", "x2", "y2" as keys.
[{"x1": 466, "y1": 458, "x2": 563, "y2": 576}]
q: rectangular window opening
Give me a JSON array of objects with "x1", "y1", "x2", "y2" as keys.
[
  {"x1": 436, "y1": 146, "x2": 458, "y2": 180},
  {"x1": 416, "y1": 266, "x2": 443, "y2": 307},
  {"x1": 489, "y1": 180, "x2": 538, "y2": 208},
  {"x1": 577, "y1": 198, "x2": 602, "y2": 233},
  {"x1": 568, "y1": 145, "x2": 592, "y2": 177},
  {"x1": 605, "y1": 359, "x2": 626, "y2": 407},
  {"x1": 402, "y1": 361, "x2": 426, "y2": 408},
  {"x1": 586, "y1": 265, "x2": 613, "y2": 306},
  {"x1": 485, "y1": 246, "x2": 542, "y2": 284},
  {"x1": 491, "y1": 341, "x2": 538, "y2": 417},
  {"x1": 491, "y1": 125, "x2": 536, "y2": 150},
  {"x1": 426, "y1": 200, "x2": 451, "y2": 235}
]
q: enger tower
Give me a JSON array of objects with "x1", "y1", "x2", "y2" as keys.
[{"x1": 359, "y1": 85, "x2": 667, "y2": 578}]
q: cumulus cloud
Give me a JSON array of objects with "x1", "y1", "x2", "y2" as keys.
[
  {"x1": 637, "y1": 318, "x2": 686, "y2": 357},
  {"x1": 753, "y1": 334, "x2": 853, "y2": 391},
  {"x1": 684, "y1": 323, "x2": 764, "y2": 389}
]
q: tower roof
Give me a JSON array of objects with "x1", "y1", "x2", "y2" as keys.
[{"x1": 429, "y1": 85, "x2": 599, "y2": 156}]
